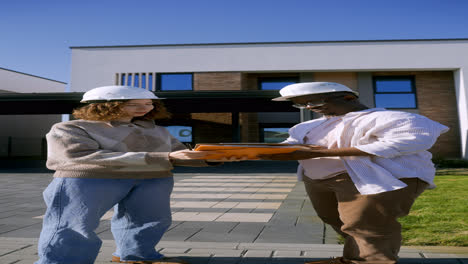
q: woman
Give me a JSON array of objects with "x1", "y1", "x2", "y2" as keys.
[{"x1": 36, "y1": 85, "x2": 216, "y2": 264}]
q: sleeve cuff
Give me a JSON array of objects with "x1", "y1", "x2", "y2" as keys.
[{"x1": 145, "y1": 152, "x2": 173, "y2": 169}]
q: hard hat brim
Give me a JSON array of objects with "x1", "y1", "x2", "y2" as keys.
[
  {"x1": 272, "y1": 91, "x2": 358, "y2": 101},
  {"x1": 80, "y1": 98, "x2": 166, "y2": 103}
]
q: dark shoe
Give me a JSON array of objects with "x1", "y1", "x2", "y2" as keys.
[
  {"x1": 305, "y1": 257, "x2": 354, "y2": 264},
  {"x1": 111, "y1": 256, "x2": 189, "y2": 264}
]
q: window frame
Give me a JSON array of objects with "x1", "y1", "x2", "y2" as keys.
[
  {"x1": 258, "y1": 77, "x2": 299, "y2": 90},
  {"x1": 156, "y1": 73, "x2": 194, "y2": 92},
  {"x1": 373, "y1": 76, "x2": 418, "y2": 109}
]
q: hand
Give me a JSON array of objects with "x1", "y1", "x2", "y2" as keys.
[{"x1": 169, "y1": 149, "x2": 221, "y2": 161}]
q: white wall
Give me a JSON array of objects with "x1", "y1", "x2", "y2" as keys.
[
  {"x1": 70, "y1": 40, "x2": 468, "y2": 158},
  {"x1": 0, "y1": 67, "x2": 66, "y2": 93},
  {"x1": 71, "y1": 40, "x2": 468, "y2": 91}
]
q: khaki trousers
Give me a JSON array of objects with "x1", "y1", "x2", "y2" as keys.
[{"x1": 303, "y1": 174, "x2": 428, "y2": 264}]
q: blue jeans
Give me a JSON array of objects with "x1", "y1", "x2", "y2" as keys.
[{"x1": 36, "y1": 177, "x2": 174, "y2": 264}]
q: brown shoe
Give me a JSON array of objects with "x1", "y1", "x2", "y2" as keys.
[
  {"x1": 111, "y1": 256, "x2": 189, "y2": 264},
  {"x1": 305, "y1": 257, "x2": 353, "y2": 264}
]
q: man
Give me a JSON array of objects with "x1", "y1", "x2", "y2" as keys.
[{"x1": 259, "y1": 82, "x2": 449, "y2": 264}]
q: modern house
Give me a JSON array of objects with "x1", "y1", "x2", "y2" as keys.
[{"x1": 69, "y1": 39, "x2": 468, "y2": 159}]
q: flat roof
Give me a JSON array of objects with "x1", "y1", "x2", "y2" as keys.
[
  {"x1": 70, "y1": 38, "x2": 468, "y2": 49},
  {"x1": 0, "y1": 67, "x2": 67, "y2": 84}
]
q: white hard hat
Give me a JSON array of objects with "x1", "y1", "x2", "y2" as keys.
[
  {"x1": 272, "y1": 82, "x2": 359, "y2": 101},
  {"x1": 81, "y1": 85, "x2": 162, "y2": 103}
]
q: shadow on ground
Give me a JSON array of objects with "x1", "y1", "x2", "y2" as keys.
[
  {"x1": 162, "y1": 257, "x2": 467, "y2": 264},
  {"x1": 0, "y1": 159, "x2": 299, "y2": 174}
]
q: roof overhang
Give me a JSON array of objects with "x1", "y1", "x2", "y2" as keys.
[{"x1": 0, "y1": 91, "x2": 298, "y2": 115}]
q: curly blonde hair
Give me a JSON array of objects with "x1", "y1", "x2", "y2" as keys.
[{"x1": 72, "y1": 100, "x2": 171, "y2": 121}]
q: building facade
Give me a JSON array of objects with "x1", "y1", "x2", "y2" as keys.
[{"x1": 69, "y1": 39, "x2": 468, "y2": 159}]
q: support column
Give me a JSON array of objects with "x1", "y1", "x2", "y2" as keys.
[
  {"x1": 232, "y1": 112, "x2": 240, "y2": 142},
  {"x1": 357, "y1": 72, "x2": 375, "y2": 108},
  {"x1": 300, "y1": 109, "x2": 313, "y2": 123},
  {"x1": 454, "y1": 69, "x2": 468, "y2": 159},
  {"x1": 299, "y1": 72, "x2": 315, "y2": 122}
]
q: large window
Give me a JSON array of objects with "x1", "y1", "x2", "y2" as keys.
[
  {"x1": 258, "y1": 77, "x2": 298, "y2": 90},
  {"x1": 374, "y1": 76, "x2": 417, "y2": 108},
  {"x1": 158, "y1": 73, "x2": 193, "y2": 91},
  {"x1": 260, "y1": 126, "x2": 291, "y2": 143}
]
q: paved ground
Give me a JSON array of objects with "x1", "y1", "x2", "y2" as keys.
[{"x1": 0, "y1": 161, "x2": 467, "y2": 263}]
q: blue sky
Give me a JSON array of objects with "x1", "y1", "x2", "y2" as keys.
[{"x1": 1, "y1": 0, "x2": 467, "y2": 85}]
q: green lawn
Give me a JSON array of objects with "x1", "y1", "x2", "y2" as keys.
[{"x1": 400, "y1": 171, "x2": 468, "y2": 246}]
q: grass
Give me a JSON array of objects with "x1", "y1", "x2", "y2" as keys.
[
  {"x1": 399, "y1": 171, "x2": 468, "y2": 246},
  {"x1": 335, "y1": 170, "x2": 468, "y2": 246}
]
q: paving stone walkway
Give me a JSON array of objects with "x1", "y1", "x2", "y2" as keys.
[{"x1": 0, "y1": 163, "x2": 467, "y2": 263}]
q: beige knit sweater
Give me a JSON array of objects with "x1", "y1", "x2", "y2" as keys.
[{"x1": 46, "y1": 119, "x2": 207, "y2": 179}]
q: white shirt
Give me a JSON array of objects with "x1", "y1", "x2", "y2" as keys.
[
  {"x1": 300, "y1": 116, "x2": 347, "y2": 180},
  {"x1": 284, "y1": 108, "x2": 449, "y2": 195}
]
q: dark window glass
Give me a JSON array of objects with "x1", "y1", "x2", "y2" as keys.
[
  {"x1": 134, "y1": 74, "x2": 139, "y2": 87},
  {"x1": 148, "y1": 74, "x2": 153, "y2": 90},
  {"x1": 375, "y1": 79, "x2": 413, "y2": 92},
  {"x1": 259, "y1": 78, "x2": 298, "y2": 90},
  {"x1": 127, "y1": 74, "x2": 132, "y2": 86},
  {"x1": 141, "y1": 73, "x2": 146, "y2": 89},
  {"x1": 165, "y1": 126, "x2": 192, "y2": 142},
  {"x1": 262, "y1": 127, "x2": 290, "y2": 143},
  {"x1": 121, "y1": 74, "x2": 126, "y2": 85},
  {"x1": 159, "y1": 74, "x2": 192, "y2": 91},
  {"x1": 375, "y1": 94, "x2": 417, "y2": 108},
  {"x1": 374, "y1": 77, "x2": 417, "y2": 109}
]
